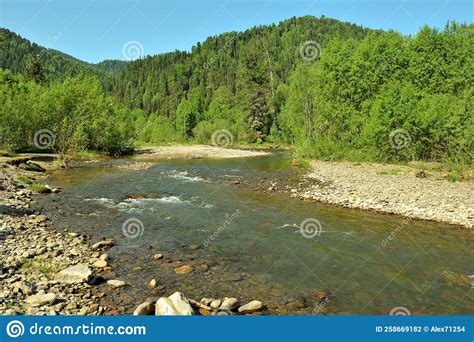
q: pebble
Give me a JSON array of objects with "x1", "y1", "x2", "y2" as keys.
[
  {"x1": 107, "y1": 279, "x2": 126, "y2": 288},
  {"x1": 238, "y1": 300, "x2": 263, "y2": 313}
]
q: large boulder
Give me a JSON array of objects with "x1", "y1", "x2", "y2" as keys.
[
  {"x1": 155, "y1": 292, "x2": 193, "y2": 316},
  {"x1": 55, "y1": 264, "x2": 92, "y2": 284}
]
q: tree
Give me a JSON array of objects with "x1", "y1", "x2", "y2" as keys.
[{"x1": 24, "y1": 53, "x2": 45, "y2": 83}]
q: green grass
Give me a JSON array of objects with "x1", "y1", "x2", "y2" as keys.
[
  {"x1": 16, "y1": 175, "x2": 50, "y2": 193},
  {"x1": 28, "y1": 183, "x2": 50, "y2": 193},
  {"x1": 39, "y1": 266, "x2": 55, "y2": 274},
  {"x1": 20, "y1": 258, "x2": 33, "y2": 270},
  {"x1": 0, "y1": 150, "x2": 18, "y2": 157},
  {"x1": 447, "y1": 172, "x2": 462, "y2": 182}
]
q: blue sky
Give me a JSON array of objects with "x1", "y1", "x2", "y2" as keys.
[{"x1": 0, "y1": 0, "x2": 472, "y2": 63}]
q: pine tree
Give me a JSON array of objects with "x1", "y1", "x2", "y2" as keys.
[{"x1": 24, "y1": 53, "x2": 46, "y2": 83}]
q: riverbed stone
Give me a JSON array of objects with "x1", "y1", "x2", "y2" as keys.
[
  {"x1": 155, "y1": 292, "x2": 193, "y2": 316},
  {"x1": 93, "y1": 259, "x2": 108, "y2": 268},
  {"x1": 107, "y1": 279, "x2": 125, "y2": 288},
  {"x1": 210, "y1": 299, "x2": 221, "y2": 309},
  {"x1": 153, "y1": 253, "x2": 163, "y2": 260},
  {"x1": 238, "y1": 300, "x2": 263, "y2": 313},
  {"x1": 92, "y1": 240, "x2": 114, "y2": 250},
  {"x1": 175, "y1": 264, "x2": 193, "y2": 274},
  {"x1": 220, "y1": 297, "x2": 238, "y2": 310},
  {"x1": 55, "y1": 264, "x2": 92, "y2": 284},
  {"x1": 25, "y1": 293, "x2": 57, "y2": 306},
  {"x1": 149, "y1": 279, "x2": 157, "y2": 288},
  {"x1": 133, "y1": 302, "x2": 155, "y2": 316}
]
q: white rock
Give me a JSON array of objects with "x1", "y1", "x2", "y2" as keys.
[
  {"x1": 133, "y1": 302, "x2": 155, "y2": 316},
  {"x1": 107, "y1": 279, "x2": 125, "y2": 288},
  {"x1": 238, "y1": 300, "x2": 263, "y2": 313},
  {"x1": 155, "y1": 292, "x2": 193, "y2": 316},
  {"x1": 149, "y1": 279, "x2": 157, "y2": 288},
  {"x1": 25, "y1": 293, "x2": 57, "y2": 306},
  {"x1": 93, "y1": 259, "x2": 108, "y2": 268},
  {"x1": 210, "y1": 299, "x2": 221, "y2": 309},
  {"x1": 220, "y1": 297, "x2": 238, "y2": 310},
  {"x1": 55, "y1": 264, "x2": 91, "y2": 284}
]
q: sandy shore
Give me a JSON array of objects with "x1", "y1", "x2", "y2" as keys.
[
  {"x1": 133, "y1": 145, "x2": 270, "y2": 160},
  {"x1": 297, "y1": 161, "x2": 474, "y2": 228}
]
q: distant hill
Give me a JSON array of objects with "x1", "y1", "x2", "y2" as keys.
[
  {"x1": 0, "y1": 28, "x2": 114, "y2": 81},
  {"x1": 106, "y1": 15, "x2": 376, "y2": 115},
  {"x1": 95, "y1": 60, "x2": 128, "y2": 73}
]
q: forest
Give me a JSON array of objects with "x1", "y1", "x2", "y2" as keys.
[{"x1": 0, "y1": 16, "x2": 472, "y2": 164}]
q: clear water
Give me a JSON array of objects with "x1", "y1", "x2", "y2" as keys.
[{"x1": 38, "y1": 154, "x2": 474, "y2": 315}]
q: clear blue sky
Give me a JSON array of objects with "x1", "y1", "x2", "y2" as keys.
[{"x1": 0, "y1": 0, "x2": 472, "y2": 63}]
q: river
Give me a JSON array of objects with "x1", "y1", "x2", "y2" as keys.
[{"x1": 37, "y1": 154, "x2": 474, "y2": 315}]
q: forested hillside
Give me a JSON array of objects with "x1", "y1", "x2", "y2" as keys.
[
  {"x1": 0, "y1": 16, "x2": 472, "y2": 165},
  {"x1": 0, "y1": 28, "x2": 111, "y2": 81},
  {"x1": 106, "y1": 16, "x2": 373, "y2": 143}
]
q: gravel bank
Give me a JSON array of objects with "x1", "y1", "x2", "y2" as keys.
[
  {"x1": 0, "y1": 168, "x2": 121, "y2": 315},
  {"x1": 134, "y1": 145, "x2": 270, "y2": 160},
  {"x1": 299, "y1": 161, "x2": 474, "y2": 228}
]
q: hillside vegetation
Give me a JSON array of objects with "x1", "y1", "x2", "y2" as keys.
[{"x1": 0, "y1": 16, "x2": 472, "y2": 165}]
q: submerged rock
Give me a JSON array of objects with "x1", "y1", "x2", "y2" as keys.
[
  {"x1": 175, "y1": 264, "x2": 193, "y2": 274},
  {"x1": 153, "y1": 253, "x2": 163, "y2": 260},
  {"x1": 92, "y1": 240, "x2": 115, "y2": 250},
  {"x1": 155, "y1": 292, "x2": 193, "y2": 316},
  {"x1": 443, "y1": 271, "x2": 471, "y2": 287}
]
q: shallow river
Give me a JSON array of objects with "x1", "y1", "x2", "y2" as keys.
[{"x1": 38, "y1": 154, "x2": 473, "y2": 315}]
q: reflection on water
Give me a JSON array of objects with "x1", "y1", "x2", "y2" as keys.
[{"x1": 38, "y1": 154, "x2": 474, "y2": 315}]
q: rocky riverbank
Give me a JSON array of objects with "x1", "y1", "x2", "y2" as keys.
[
  {"x1": 0, "y1": 161, "x2": 268, "y2": 316},
  {"x1": 298, "y1": 161, "x2": 474, "y2": 228}
]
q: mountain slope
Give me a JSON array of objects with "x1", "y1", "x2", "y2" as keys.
[
  {"x1": 0, "y1": 28, "x2": 112, "y2": 81},
  {"x1": 107, "y1": 16, "x2": 376, "y2": 117}
]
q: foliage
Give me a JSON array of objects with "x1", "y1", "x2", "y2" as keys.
[{"x1": 0, "y1": 17, "x2": 472, "y2": 165}]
